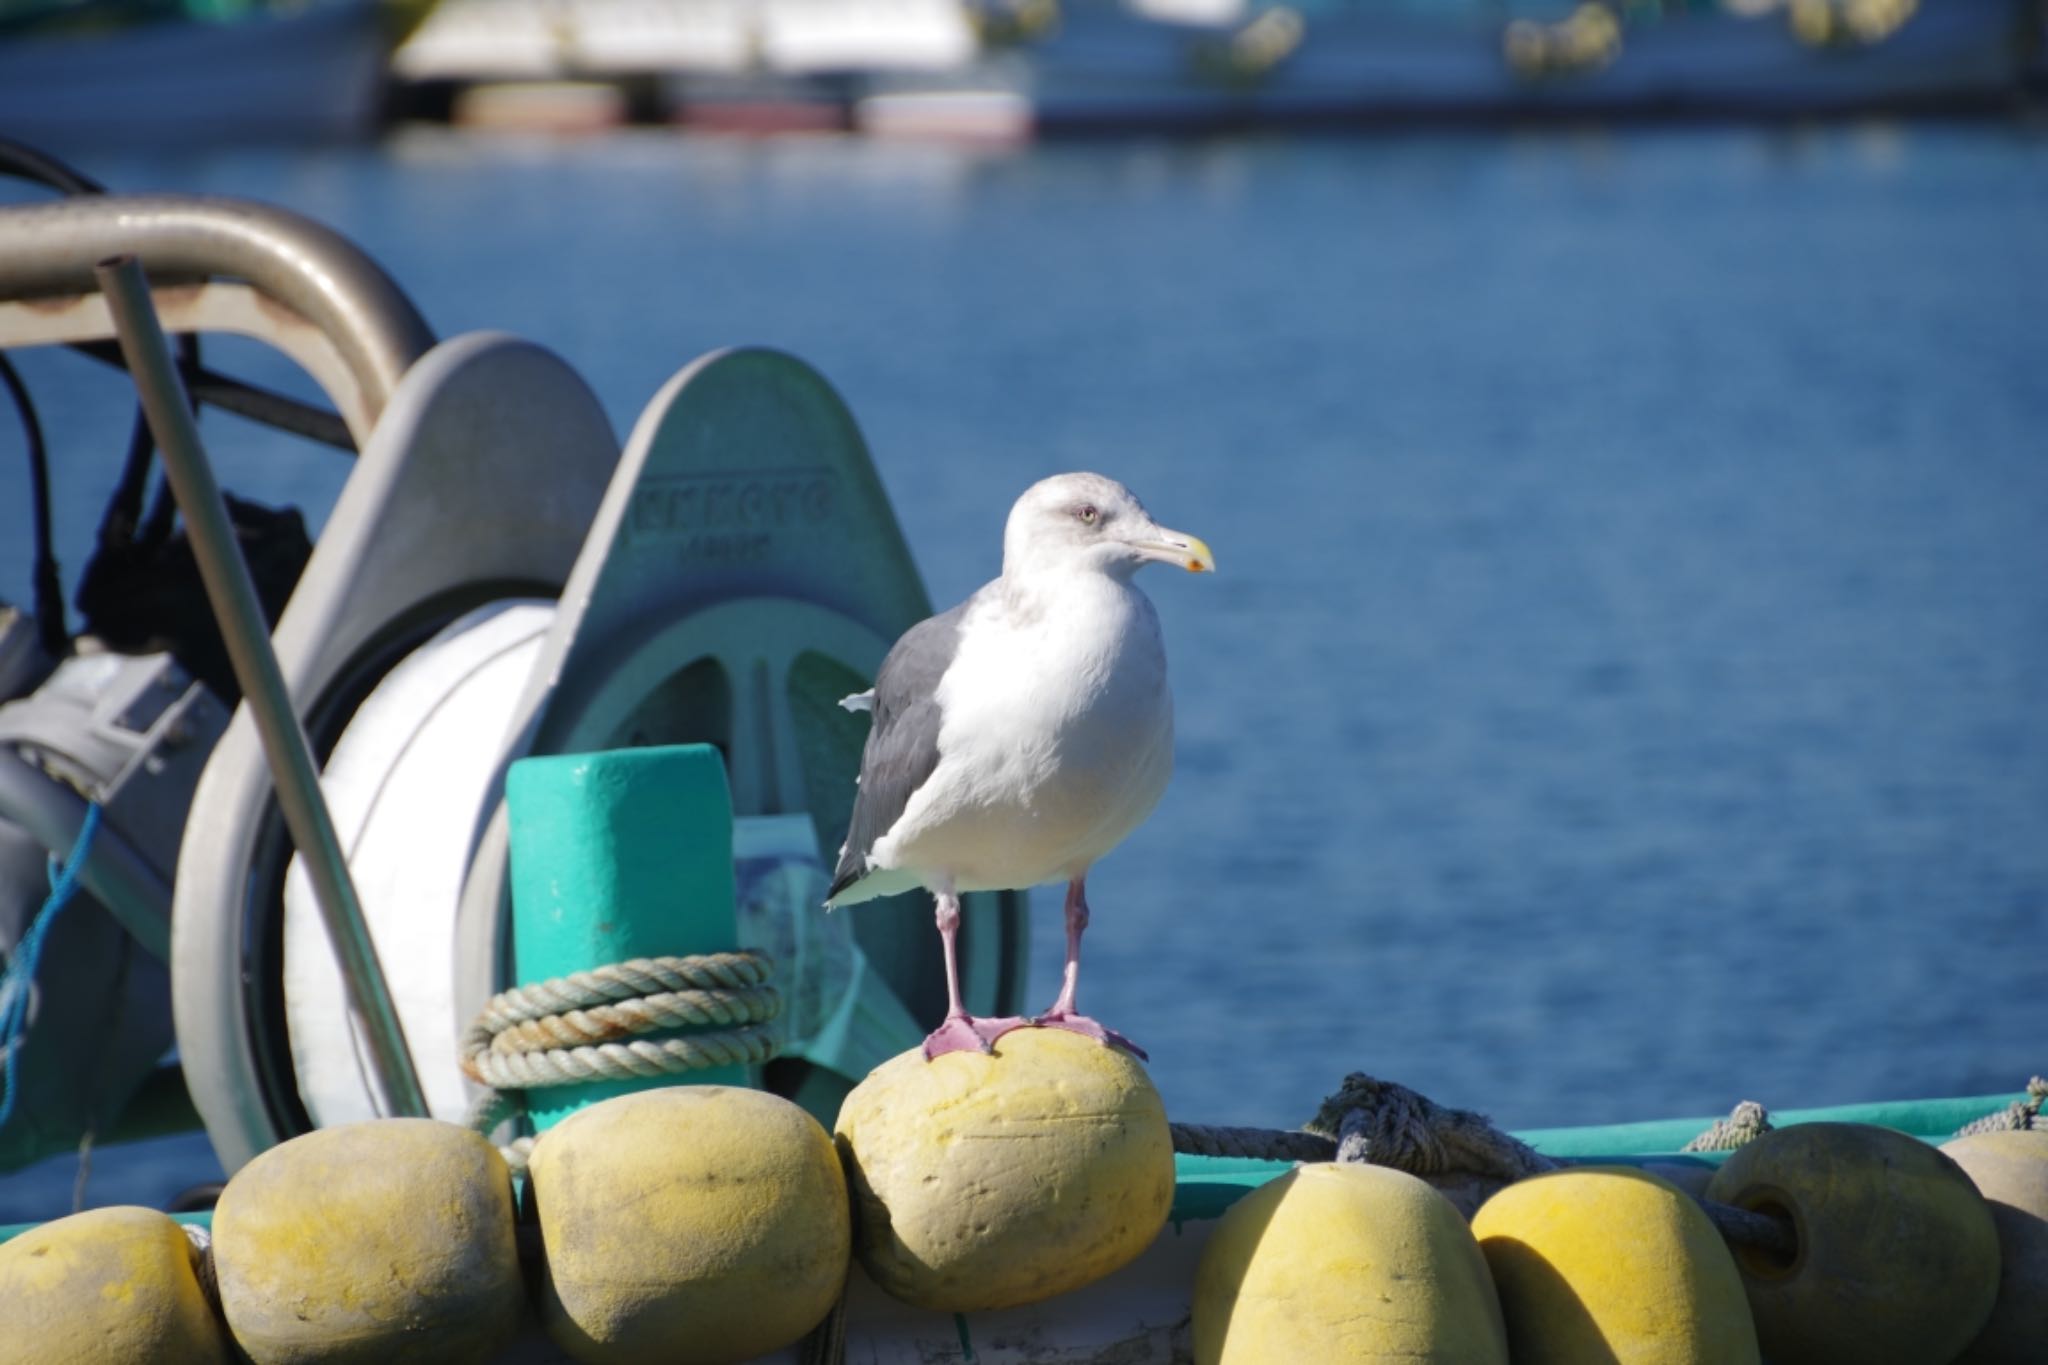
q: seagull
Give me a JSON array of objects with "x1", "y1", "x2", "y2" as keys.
[{"x1": 826, "y1": 472, "x2": 1214, "y2": 1061}]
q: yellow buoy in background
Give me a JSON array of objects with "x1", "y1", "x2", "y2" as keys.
[
  {"x1": 1192, "y1": 1162, "x2": 1508, "y2": 1364},
  {"x1": 1471, "y1": 1165, "x2": 1759, "y2": 1364},
  {"x1": 1705, "y1": 1122, "x2": 1999, "y2": 1365},
  {"x1": 0, "y1": 1204, "x2": 228, "y2": 1365},
  {"x1": 211, "y1": 1118, "x2": 522, "y2": 1365},
  {"x1": 1942, "y1": 1129, "x2": 2048, "y2": 1364},
  {"x1": 530, "y1": 1085, "x2": 850, "y2": 1365},
  {"x1": 835, "y1": 1027, "x2": 1174, "y2": 1312}
]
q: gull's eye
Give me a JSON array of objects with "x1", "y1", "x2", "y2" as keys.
[{"x1": 1076, "y1": 504, "x2": 1099, "y2": 525}]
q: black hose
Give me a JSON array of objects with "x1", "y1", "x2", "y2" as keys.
[
  {"x1": 0, "y1": 135, "x2": 106, "y2": 196},
  {"x1": 104, "y1": 411, "x2": 157, "y2": 548},
  {"x1": 67, "y1": 340, "x2": 354, "y2": 453},
  {"x1": 0, "y1": 353, "x2": 68, "y2": 656}
]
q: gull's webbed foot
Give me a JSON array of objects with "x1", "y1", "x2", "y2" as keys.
[
  {"x1": 922, "y1": 1012, "x2": 1030, "y2": 1060},
  {"x1": 1034, "y1": 1010, "x2": 1148, "y2": 1061}
]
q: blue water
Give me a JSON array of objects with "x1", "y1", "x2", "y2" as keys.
[{"x1": 3, "y1": 123, "x2": 2046, "y2": 1221}]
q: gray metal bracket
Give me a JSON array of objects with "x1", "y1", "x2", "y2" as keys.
[{"x1": 0, "y1": 651, "x2": 226, "y2": 960}]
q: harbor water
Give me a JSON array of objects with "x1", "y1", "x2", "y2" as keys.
[{"x1": 2, "y1": 122, "x2": 2045, "y2": 1218}]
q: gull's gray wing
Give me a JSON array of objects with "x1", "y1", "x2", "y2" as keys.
[{"x1": 827, "y1": 592, "x2": 977, "y2": 901}]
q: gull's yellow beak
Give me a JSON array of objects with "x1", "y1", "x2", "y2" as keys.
[{"x1": 1129, "y1": 527, "x2": 1216, "y2": 574}]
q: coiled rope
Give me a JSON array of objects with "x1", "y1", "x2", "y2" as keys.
[
  {"x1": 461, "y1": 950, "x2": 782, "y2": 1167},
  {"x1": 1170, "y1": 1072, "x2": 1554, "y2": 1183},
  {"x1": 1683, "y1": 1099, "x2": 1774, "y2": 1152},
  {"x1": 1953, "y1": 1076, "x2": 2045, "y2": 1137}
]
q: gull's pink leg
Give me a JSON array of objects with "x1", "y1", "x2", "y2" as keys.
[
  {"x1": 1035, "y1": 876, "x2": 1146, "y2": 1060},
  {"x1": 923, "y1": 888, "x2": 1028, "y2": 1060}
]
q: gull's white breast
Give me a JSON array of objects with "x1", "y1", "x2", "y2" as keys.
[{"x1": 871, "y1": 574, "x2": 1174, "y2": 891}]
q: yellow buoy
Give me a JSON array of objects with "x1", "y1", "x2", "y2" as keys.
[
  {"x1": 1471, "y1": 1165, "x2": 1760, "y2": 1364},
  {"x1": 530, "y1": 1085, "x2": 849, "y2": 1365},
  {"x1": 1942, "y1": 1129, "x2": 2048, "y2": 1364},
  {"x1": 1705, "y1": 1122, "x2": 2000, "y2": 1365},
  {"x1": 1192, "y1": 1162, "x2": 1508, "y2": 1364},
  {"x1": 0, "y1": 1204, "x2": 228, "y2": 1365},
  {"x1": 211, "y1": 1117, "x2": 522, "y2": 1365},
  {"x1": 834, "y1": 1027, "x2": 1174, "y2": 1312}
]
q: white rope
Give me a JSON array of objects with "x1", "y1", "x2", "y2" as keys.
[
  {"x1": 1953, "y1": 1075, "x2": 2046, "y2": 1137},
  {"x1": 461, "y1": 950, "x2": 782, "y2": 1169},
  {"x1": 1683, "y1": 1099, "x2": 1773, "y2": 1152}
]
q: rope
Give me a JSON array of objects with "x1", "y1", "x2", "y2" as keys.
[
  {"x1": 1307, "y1": 1073, "x2": 1557, "y2": 1182},
  {"x1": 464, "y1": 1028, "x2": 780, "y2": 1090},
  {"x1": 1170, "y1": 1123, "x2": 1335, "y2": 1163},
  {"x1": 0, "y1": 803, "x2": 102, "y2": 1131},
  {"x1": 1171, "y1": 1073, "x2": 1554, "y2": 1182},
  {"x1": 1953, "y1": 1076, "x2": 2047, "y2": 1137},
  {"x1": 1698, "y1": 1198, "x2": 1799, "y2": 1264},
  {"x1": 461, "y1": 950, "x2": 782, "y2": 1168},
  {"x1": 1170, "y1": 1070, "x2": 1810, "y2": 1262},
  {"x1": 1683, "y1": 1100, "x2": 1773, "y2": 1152}
]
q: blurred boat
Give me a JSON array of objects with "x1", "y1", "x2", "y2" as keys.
[
  {"x1": 860, "y1": 0, "x2": 2039, "y2": 136},
  {"x1": 384, "y1": 0, "x2": 2038, "y2": 135},
  {"x1": 0, "y1": 0, "x2": 389, "y2": 151},
  {"x1": 391, "y1": 0, "x2": 978, "y2": 129}
]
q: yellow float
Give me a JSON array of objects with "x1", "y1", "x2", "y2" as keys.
[
  {"x1": 0, "y1": 1204, "x2": 228, "y2": 1365},
  {"x1": 1704, "y1": 1121, "x2": 1999, "y2": 1365},
  {"x1": 1942, "y1": 1129, "x2": 2048, "y2": 1364},
  {"x1": 529, "y1": 1084, "x2": 849, "y2": 1365},
  {"x1": 834, "y1": 1027, "x2": 1174, "y2": 1312},
  {"x1": 1471, "y1": 1165, "x2": 1759, "y2": 1363},
  {"x1": 210, "y1": 1117, "x2": 522, "y2": 1365},
  {"x1": 1192, "y1": 1162, "x2": 1507, "y2": 1364}
]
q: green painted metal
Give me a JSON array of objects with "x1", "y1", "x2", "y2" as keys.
[
  {"x1": 505, "y1": 744, "x2": 742, "y2": 1133},
  {"x1": 1166, "y1": 1087, "x2": 2038, "y2": 1224},
  {"x1": 1513, "y1": 1091, "x2": 2025, "y2": 1159},
  {"x1": 1, "y1": 1087, "x2": 2033, "y2": 1246}
]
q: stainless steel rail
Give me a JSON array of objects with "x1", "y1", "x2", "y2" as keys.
[
  {"x1": 0, "y1": 194, "x2": 433, "y2": 440},
  {"x1": 95, "y1": 254, "x2": 428, "y2": 1121}
]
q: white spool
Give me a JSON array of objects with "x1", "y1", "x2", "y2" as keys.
[{"x1": 282, "y1": 599, "x2": 554, "y2": 1126}]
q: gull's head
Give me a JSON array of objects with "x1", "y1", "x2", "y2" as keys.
[{"x1": 1002, "y1": 472, "x2": 1215, "y2": 581}]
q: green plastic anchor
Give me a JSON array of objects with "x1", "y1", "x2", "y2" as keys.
[{"x1": 505, "y1": 744, "x2": 745, "y2": 1133}]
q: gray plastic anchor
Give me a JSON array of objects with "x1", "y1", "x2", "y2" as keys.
[{"x1": 172, "y1": 332, "x2": 617, "y2": 1171}]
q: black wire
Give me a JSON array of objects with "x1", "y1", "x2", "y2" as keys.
[
  {"x1": 0, "y1": 135, "x2": 106, "y2": 196},
  {"x1": 139, "y1": 472, "x2": 177, "y2": 551},
  {"x1": 0, "y1": 136, "x2": 227, "y2": 580},
  {"x1": 67, "y1": 340, "x2": 355, "y2": 453},
  {"x1": 101, "y1": 410, "x2": 156, "y2": 550},
  {"x1": 1, "y1": 136, "x2": 352, "y2": 657},
  {"x1": 0, "y1": 353, "x2": 68, "y2": 656},
  {"x1": 95, "y1": 336, "x2": 204, "y2": 561}
]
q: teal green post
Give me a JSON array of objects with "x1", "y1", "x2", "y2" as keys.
[{"x1": 506, "y1": 744, "x2": 743, "y2": 1133}]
